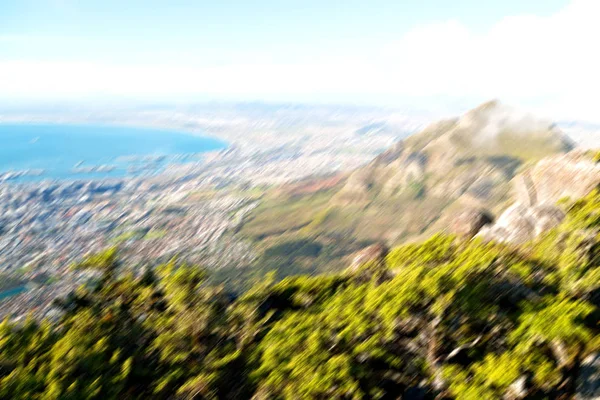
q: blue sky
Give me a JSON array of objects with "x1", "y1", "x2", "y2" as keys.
[
  {"x1": 2, "y1": 0, "x2": 599, "y2": 120},
  {"x1": 1, "y1": 0, "x2": 568, "y2": 64}
]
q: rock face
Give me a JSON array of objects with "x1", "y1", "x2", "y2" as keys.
[
  {"x1": 259, "y1": 100, "x2": 575, "y2": 247},
  {"x1": 450, "y1": 208, "x2": 494, "y2": 239},
  {"x1": 422, "y1": 100, "x2": 573, "y2": 175},
  {"x1": 349, "y1": 243, "x2": 389, "y2": 271},
  {"x1": 334, "y1": 141, "x2": 428, "y2": 204},
  {"x1": 514, "y1": 150, "x2": 600, "y2": 206},
  {"x1": 477, "y1": 203, "x2": 565, "y2": 244},
  {"x1": 477, "y1": 150, "x2": 600, "y2": 245},
  {"x1": 334, "y1": 99, "x2": 572, "y2": 206}
]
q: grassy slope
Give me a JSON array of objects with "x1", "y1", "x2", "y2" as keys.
[{"x1": 236, "y1": 107, "x2": 573, "y2": 279}]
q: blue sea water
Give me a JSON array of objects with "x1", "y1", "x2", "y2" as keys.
[
  {"x1": 0, "y1": 124, "x2": 227, "y2": 181},
  {"x1": 0, "y1": 285, "x2": 26, "y2": 300}
]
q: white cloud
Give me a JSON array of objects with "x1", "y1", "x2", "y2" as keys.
[
  {"x1": 380, "y1": 0, "x2": 600, "y2": 104},
  {"x1": 1, "y1": 0, "x2": 599, "y2": 121}
]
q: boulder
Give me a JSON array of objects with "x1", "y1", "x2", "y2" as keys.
[
  {"x1": 474, "y1": 150, "x2": 599, "y2": 245},
  {"x1": 477, "y1": 203, "x2": 565, "y2": 244},
  {"x1": 349, "y1": 243, "x2": 389, "y2": 271},
  {"x1": 449, "y1": 208, "x2": 494, "y2": 239},
  {"x1": 504, "y1": 375, "x2": 529, "y2": 399},
  {"x1": 514, "y1": 151, "x2": 600, "y2": 206}
]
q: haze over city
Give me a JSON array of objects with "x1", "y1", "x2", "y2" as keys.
[{"x1": 2, "y1": 0, "x2": 600, "y2": 121}]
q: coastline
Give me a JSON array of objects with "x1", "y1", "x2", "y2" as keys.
[{"x1": 0, "y1": 122, "x2": 229, "y2": 182}]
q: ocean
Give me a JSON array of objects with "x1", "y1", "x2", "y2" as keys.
[
  {"x1": 0, "y1": 285, "x2": 27, "y2": 300},
  {"x1": 0, "y1": 123, "x2": 227, "y2": 181}
]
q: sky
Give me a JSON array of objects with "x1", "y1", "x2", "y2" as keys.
[{"x1": 1, "y1": 0, "x2": 599, "y2": 121}]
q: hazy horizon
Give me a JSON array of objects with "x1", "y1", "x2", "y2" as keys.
[{"x1": 3, "y1": 0, "x2": 600, "y2": 121}]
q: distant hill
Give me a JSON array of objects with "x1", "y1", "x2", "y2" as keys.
[{"x1": 238, "y1": 100, "x2": 573, "y2": 277}]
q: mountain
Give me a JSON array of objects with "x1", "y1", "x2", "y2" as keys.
[
  {"x1": 335, "y1": 100, "x2": 572, "y2": 206},
  {"x1": 4, "y1": 149, "x2": 600, "y2": 399},
  {"x1": 2, "y1": 103, "x2": 600, "y2": 399},
  {"x1": 238, "y1": 101, "x2": 574, "y2": 276}
]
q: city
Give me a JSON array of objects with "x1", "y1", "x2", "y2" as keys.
[{"x1": 0, "y1": 104, "x2": 418, "y2": 319}]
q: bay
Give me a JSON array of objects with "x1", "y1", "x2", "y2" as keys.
[{"x1": 0, "y1": 123, "x2": 227, "y2": 181}]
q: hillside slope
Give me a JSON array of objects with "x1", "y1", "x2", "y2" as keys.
[
  {"x1": 238, "y1": 101, "x2": 573, "y2": 276},
  {"x1": 3, "y1": 164, "x2": 600, "y2": 399}
]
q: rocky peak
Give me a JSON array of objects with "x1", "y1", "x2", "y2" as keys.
[
  {"x1": 439, "y1": 100, "x2": 573, "y2": 160},
  {"x1": 460, "y1": 100, "x2": 554, "y2": 134},
  {"x1": 325, "y1": 101, "x2": 576, "y2": 244}
]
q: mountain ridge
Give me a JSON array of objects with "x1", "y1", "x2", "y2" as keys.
[{"x1": 238, "y1": 100, "x2": 576, "y2": 276}]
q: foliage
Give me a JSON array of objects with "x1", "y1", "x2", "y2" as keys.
[{"x1": 2, "y1": 196, "x2": 600, "y2": 399}]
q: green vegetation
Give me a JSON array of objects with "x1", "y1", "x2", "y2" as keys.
[
  {"x1": 240, "y1": 189, "x2": 336, "y2": 240},
  {"x1": 1, "y1": 183, "x2": 600, "y2": 399},
  {"x1": 110, "y1": 230, "x2": 147, "y2": 244},
  {"x1": 144, "y1": 229, "x2": 168, "y2": 240},
  {"x1": 236, "y1": 103, "x2": 575, "y2": 281},
  {"x1": 407, "y1": 179, "x2": 426, "y2": 199}
]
